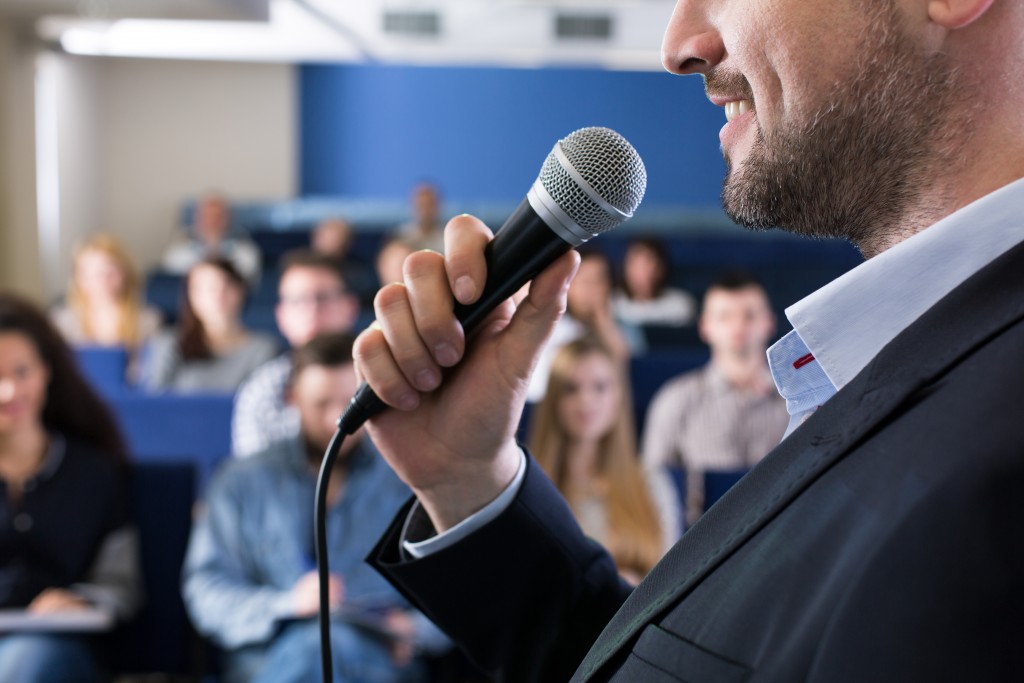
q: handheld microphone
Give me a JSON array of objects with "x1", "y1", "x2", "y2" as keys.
[{"x1": 338, "y1": 126, "x2": 647, "y2": 434}]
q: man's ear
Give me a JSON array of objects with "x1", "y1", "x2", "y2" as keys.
[{"x1": 928, "y1": 0, "x2": 995, "y2": 29}]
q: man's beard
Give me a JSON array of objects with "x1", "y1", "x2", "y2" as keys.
[{"x1": 717, "y1": 6, "x2": 963, "y2": 251}]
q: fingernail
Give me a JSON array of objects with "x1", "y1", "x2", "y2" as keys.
[
  {"x1": 414, "y1": 368, "x2": 440, "y2": 391},
  {"x1": 398, "y1": 393, "x2": 419, "y2": 410},
  {"x1": 455, "y1": 275, "x2": 475, "y2": 303},
  {"x1": 433, "y1": 342, "x2": 459, "y2": 367}
]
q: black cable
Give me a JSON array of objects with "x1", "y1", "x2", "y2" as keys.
[
  {"x1": 314, "y1": 427, "x2": 347, "y2": 683},
  {"x1": 315, "y1": 407, "x2": 365, "y2": 683}
]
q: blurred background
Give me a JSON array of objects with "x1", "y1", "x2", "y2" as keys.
[{"x1": 0, "y1": 0, "x2": 745, "y2": 304}]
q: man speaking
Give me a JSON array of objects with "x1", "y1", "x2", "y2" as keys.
[{"x1": 354, "y1": 0, "x2": 1024, "y2": 680}]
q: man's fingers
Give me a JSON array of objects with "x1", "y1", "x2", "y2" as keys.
[
  {"x1": 373, "y1": 282, "x2": 442, "y2": 393},
  {"x1": 404, "y1": 250, "x2": 465, "y2": 368},
  {"x1": 353, "y1": 322, "x2": 421, "y2": 411},
  {"x1": 502, "y1": 250, "x2": 581, "y2": 374},
  {"x1": 444, "y1": 215, "x2": 493, "y2": 305}
]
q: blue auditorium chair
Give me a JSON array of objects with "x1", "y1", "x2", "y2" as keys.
[
  {"x1": 74, "y1": 346, "x2": 129, "y2": 396},
  {"x1": 108, "y1": 393, "x2": 234, "y2": 492},
  {"x1": 112, "y1": 460, "x2": 198, "y2": 677}
]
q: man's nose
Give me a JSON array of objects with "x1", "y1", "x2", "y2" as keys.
[{"x1": 661, "y1": 0, "x2": 725, "y2": 76}]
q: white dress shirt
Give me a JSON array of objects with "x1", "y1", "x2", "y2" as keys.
[{"x1": 769, "y1": 177, "x2": 1024, "y2": 438}]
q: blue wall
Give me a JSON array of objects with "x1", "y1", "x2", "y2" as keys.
[{"x1": 299, "y1": 63, "x2": 727, "y2": 214}]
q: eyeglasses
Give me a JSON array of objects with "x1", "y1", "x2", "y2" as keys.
[{"x1": 279, "y1": 290, "x2": 346, "y2": 308}]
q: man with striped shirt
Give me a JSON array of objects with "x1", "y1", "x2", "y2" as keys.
[{"x1": 641, "y1": 273, "x2": 788, "y2": 528}]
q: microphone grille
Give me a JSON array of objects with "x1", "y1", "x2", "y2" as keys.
[{"x1": 539, "y1": 127, "x2": 647, "y2": 236}]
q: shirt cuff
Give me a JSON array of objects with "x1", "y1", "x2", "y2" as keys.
[{"x1": 401, "y1": 447, "x2": 527, "y2": 559}]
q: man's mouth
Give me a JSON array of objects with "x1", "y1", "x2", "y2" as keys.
[{"x1": 724, "y1": 100, "x2": 754, "y2": 122}]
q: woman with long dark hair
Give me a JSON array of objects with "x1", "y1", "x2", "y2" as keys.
[
  {"x1": 0, "y1": 293, "x2": 141, "y2": 682},
  {"x1": 141, "y1": 257, "x2": 277, "y2": 393},
  {"x1": 613, "y1": 236, "x2": 696, "y2": 327}
]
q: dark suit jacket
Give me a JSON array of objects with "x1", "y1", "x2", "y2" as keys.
[{"x1": 371, "y1": 240, "x2": 1024, "y2": 682}]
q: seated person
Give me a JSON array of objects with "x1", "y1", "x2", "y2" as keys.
[
  {"x1": 530, "y1": 338, "x2": 680, "y2": 581},
  {"x1": 0, "y1": 294, "x2": 142, "y2": 683},
  {"x1": 613, "y1": 236, "x2": 696, "y2": 327},
  {"x1": 641, "y1": 272, "x2": 789, "y2": 526},
  {"x1": 232, "y1": 250, "x2": 359, "y2": 457},
  {"x1": 51, "y1": 233, "x2": 163, "y2": 350},
  {"x1": 161, "y1": 192, "x2": 262, "y2": 284},
  {"x1": 375, "y1": 237, "x2": 415, "y2": 290},
  {"x1": 140, "y1": 258, "x2": 278, "y2": 393},
  {"x1": 395, "y1": 182, "x2": 445, "y2": 254},
  {"x1": 183, "y1": 332, "x2": 449, "y2": 683},
  {"x1": 527, "y1": 249, "x2": 645, "y2": 402},
  {"x1": 309, "y1": 217, "x2": 376, "y2": 305}
]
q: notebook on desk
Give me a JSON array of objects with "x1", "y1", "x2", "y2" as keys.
[{"x1": 0, "y1": 608, "x2": 114, "y2": 633}]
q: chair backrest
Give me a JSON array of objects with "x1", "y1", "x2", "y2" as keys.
[
  {"x1": 113, "y1": 460, "x2": 197, "y2": 675},
  {"x1": 74, "y1": 346, "x2": 129, "y2": 396},
  {"x1": 108, "y1": 392, "x2": 234, "y2": 492},
  {"x1": 144, "y1": 272, "x2": 185, "y2": 325}
]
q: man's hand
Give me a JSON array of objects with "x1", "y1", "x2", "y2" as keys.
[{"x1": 354, "y1": 215, "x2": 579, "y2": 531}]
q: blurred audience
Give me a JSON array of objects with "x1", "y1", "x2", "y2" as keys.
[
  {"x1": 642, "y1": 273, "x2": 789, "y2": 527},
  {"x1": 140, "y1": 258, "x2": 277, "y2": 393},
  {"x1": 309, "y1": 217, "x2": 377, "y2": 306},
  {"x1": 183, "y1": 332, "x2": 449, "y2": 683},
  {"x1": 51, "y1": 234, "x2": 163, "y2": 350},
  {"x1": 396, "y1": 183, "x2": 445, "y2": 253},
  {"x1": 0, "y1": 294, "x2": 142, "y2": 682},
  {"x1": 375, "y1": 237, "x2": 415, "y2": 289},
  {"x1": 530, "y1": 338, "x2": 678, "y2": 582},
  {"x1": 613, "y1": 237, "x2": 696, "y2": 327},
  {"x1": 232, "y1": 250, "x2": 359, "y2": 458},
  {"x1": 527, "y1": 250, "x2": 645, "y2": 402},
  {"x1": 162, "y1": 192, "x2": 262, "y2": 284}
]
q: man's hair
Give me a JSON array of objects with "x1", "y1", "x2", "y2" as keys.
[
  {"x1": 706, "y1": 270, "x2": 766, "y2": 295},
  {"x1": 278, "y1": 248, "x2": 348, "y2": 289},
  {"x1": 288, "y1": 331, "x2": 356, "y2": 386}
]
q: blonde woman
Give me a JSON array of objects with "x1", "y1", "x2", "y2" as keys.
[
  {"x1": 529, "y1": 337, "x2": 680, "y2": 582},
  {"x1": 51, "y1": 234, "x2": 162, "y2": 350}
]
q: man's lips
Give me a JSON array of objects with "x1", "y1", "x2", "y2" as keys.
[{"x1": 717, "y1": 98, "x2": 756, "y2": 147}]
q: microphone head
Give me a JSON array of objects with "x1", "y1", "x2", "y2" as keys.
[{"x1": 533, "y1": 127, "x2": 647, "y2": 242}]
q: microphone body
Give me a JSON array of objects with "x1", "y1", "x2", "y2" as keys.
[{"x1": 338, "y1": 127, "x2": 646, "y2": 434}]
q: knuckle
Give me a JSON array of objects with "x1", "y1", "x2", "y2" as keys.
[
  {"x1": 403, "y1": 249, "x2": 444, "y2": 280},
  {"x1": 352, "y1": 326, "x2": 389, "y2": 364},
  {"x1": 373, "y1": 283, "x2": 409, "y2": 315}
]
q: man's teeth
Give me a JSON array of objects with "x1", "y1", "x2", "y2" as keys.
[{"x1": 724, "y1": 100, "x2": 753, "y2": 122}]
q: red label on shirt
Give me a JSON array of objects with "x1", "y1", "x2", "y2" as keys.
[{"x1": 793, "y1": 353, "x2": 816, "y2": 369}]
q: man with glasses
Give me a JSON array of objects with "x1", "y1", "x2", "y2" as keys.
[{"x1": 232, "y1": 250, "x2": 359, "y2": 457}]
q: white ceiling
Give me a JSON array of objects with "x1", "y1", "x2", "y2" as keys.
[
  {"x1": 0, "y1": 0, "x2": 268, "y2": 21},
  {"x1": 16, "y1": 0, "x2": 676, "y2": 71}
]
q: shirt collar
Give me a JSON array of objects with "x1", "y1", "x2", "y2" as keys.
[{"x1": 770, "y1": 176, "x2": 1024, "y2": 395}]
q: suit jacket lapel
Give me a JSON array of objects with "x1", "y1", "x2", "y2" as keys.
[{"x1": 572, "y1": 239, "x2": 1024, "y2": 682}]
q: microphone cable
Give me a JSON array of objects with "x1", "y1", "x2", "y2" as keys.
[{"x1": 314, "y1": 408, "x2": 363, "y2": 683}]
